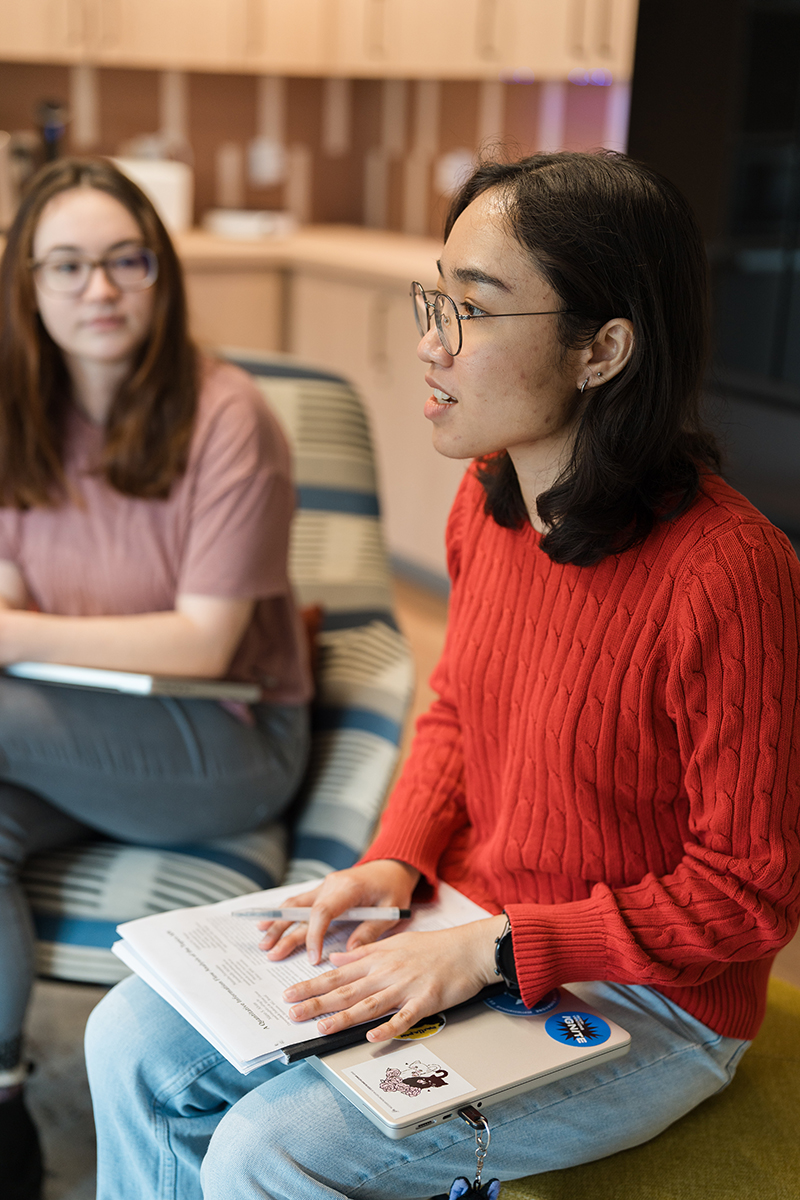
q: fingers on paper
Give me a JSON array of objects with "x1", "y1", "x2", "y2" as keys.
[{"x1": 260, "y1": 920, "x2": 309, "y2": 957}]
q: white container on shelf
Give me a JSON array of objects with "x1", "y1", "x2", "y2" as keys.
[
  {"x1": 113, "y1": 158, "x2": 194, "y2": 234},
  {"x1": 202, "y1": 209, "x2": 297, "y2": 240}
]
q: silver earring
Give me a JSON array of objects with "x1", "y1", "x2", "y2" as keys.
[
  {"x1": 580, "y1": 375, "x2": 591, "y2": 394},
  {"x1": 596, "y1": 371, "x2": 603, "y2": 378}
]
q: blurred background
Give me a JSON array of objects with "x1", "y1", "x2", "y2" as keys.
[
  {"x1": 0, "y1": 3, "x2": 634, "y2": 235},
  {"x1": 0, "y1": 1, "x2": 639, "y2": 595},
  {"x1": 2, "y1": 0, "x2": 797, "y2": 587}
]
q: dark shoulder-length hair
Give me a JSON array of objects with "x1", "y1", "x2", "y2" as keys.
[
  {"x1": 445, "y1": 151, "x2": 721, "y2": 566},
  {"x1": 0, "y1": 156, "x2": 198, "y2": 507}
]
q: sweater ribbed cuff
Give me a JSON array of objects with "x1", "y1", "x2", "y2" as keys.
[{"x1": 505, "y1": 899, "x2": 612, "y2": 1004}]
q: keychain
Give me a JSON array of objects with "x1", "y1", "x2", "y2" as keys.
[{"x1": 445, "y1": 1105, "x2": 501, "y2": 1200}]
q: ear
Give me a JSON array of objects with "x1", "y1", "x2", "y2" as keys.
[
  {"x1": 449, "y1": 1179, "x2": 472, "y2": 1200},
  {"x1": 576, "y1": 317, "x2": 634, "y2": 391},
  {"x1": 483, "y1": 1180, "x2": 501, "y2": 1200}
]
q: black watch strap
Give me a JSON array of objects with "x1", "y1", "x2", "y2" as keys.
[{"x1": 493, "y1": 913, "x2": 520, "y2": 996}]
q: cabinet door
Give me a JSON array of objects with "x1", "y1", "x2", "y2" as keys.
[
  {"x1": 423, "y1": 0, "x2": 520, "y2": 79},
  {"x1": 579, "y1": 0, "x2": 639, "y2": 80},
  {"x1": 289, "y1": 272, "x2": 466, "y2": 581},
  {"x1": 92, "y1": 0, "x2": 239, "y2": 70},
  {"x1": 504, "y1": 0, "x2": 639, "y2": 81},
  {"x1": 81, "y1": 0, "x2": 130, "y2": 61},
  {"x1": 327, "y1": 0, "x2": 393, "y2": 76},
  {"x1": 230, "y1": 0, "x2": 333, "y2": 74},
  {"x1": 0, "y1": 0, "x2": 84, "y2": 62},
  {"x1": 378, "y1": 0, "x2": 508, "y2": 79},
  {"x1": 183, "y1": 267, "x2": 285, "y2": 354},
  {"x1": 327, "y1": 0, "x2": 499, "y2": 79}
]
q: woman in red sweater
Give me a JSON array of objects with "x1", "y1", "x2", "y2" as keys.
[{"x1": 87, "y1": 152, "x2": 800, "y2": 1200}]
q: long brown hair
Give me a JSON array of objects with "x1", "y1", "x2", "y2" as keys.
[{"x1": 0, "y1": 156, "x2": 198, "y2": 507}]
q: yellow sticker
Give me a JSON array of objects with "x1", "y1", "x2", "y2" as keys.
[{"x1": 393, "y1": 1013, "x2": 447, "y2": 1040}]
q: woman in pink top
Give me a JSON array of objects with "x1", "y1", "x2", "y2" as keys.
[{"x1": 0, "y1": 157, "x2": 311, "y2": 1197}]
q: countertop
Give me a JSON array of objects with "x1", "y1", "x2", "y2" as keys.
[{"x1": 173, "y1": 225, "x2": 441, "y2": 287}]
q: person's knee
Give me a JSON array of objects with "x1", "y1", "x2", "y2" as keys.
[
  {"x1": 202, "y1": 1100, "x2": 275, "y2": 1200},
  {"x1": 0, "y1": 787, "x2": 36, "y2": 875},
  {"x1": 0, "y1": 781, "x2": 88, "y2": 869},
  {"x1": 201, "y1": 1070, "x2": 351, "y2": 1200}
]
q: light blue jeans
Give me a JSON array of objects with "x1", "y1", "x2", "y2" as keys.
[{"x1": 85, "y1": 975, "x2": 749, "y2": 1200}]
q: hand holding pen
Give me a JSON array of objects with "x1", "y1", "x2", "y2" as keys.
[
  {"x1": 254, "y1": 859, "x2": 504, "y2": 1045},
  {"x1": 256, "y1": 859, "x2": 420, "y2": 966}
]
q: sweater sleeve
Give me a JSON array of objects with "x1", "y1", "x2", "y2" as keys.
[
  {"x1": 507, "y1": 523, "x2": 800, "y2": 1011},
  {"x1": 362, "y1": 471, "x2": 476, "y2": 887}
]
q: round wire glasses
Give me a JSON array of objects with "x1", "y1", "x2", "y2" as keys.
[
  {"x1": 411, "y1": 280, "x2": 572, "y2": 357},
  {"x1": 30, "y1": 245, "x2": 159, "y2": 297}
]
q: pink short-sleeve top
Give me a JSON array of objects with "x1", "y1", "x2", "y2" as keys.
[{"x1": 0, "y1": 358, "x2": 312, "y2": 705}]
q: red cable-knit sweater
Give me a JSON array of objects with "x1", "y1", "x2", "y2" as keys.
[{"x1": 364, "y1": 467, "x2": 800, "y2": 1040}]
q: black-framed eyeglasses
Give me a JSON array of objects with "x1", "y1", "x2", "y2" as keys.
[
  {"x1": 411, "y1": 281, "x2": 574, "y2": 357},
  {"x1": 30, "y1": 245, "x2": 159, "y2": 297}
]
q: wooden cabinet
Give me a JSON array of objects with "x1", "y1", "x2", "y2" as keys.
[
  {"x1": 502, "y1": 0, "x2": 640, "y2": 82},
  {"x1": 0, "y1": 0, "x2": 334, "y2": 71},
  {"x1": 0, "y1": 0, "x2": 639, "y2": 81},
  {"x1": 0, "y1": 0, "x2": 244, "y2": 71},
  {"x1": 327, "y1": 0, "x2": 495, "y2": 80},
  {"x1": 183, "y1": 266, "x2": 285, "y2": 354},
  {"x1": 324, "y1": 0, "x2": 638, "y2": 80},
  {"x1": 327, "y1": 0, "x2": 405, "y2": 77},
  {"x1": 0, "y1": 0, "x2": 86, "y2": 63},
  {"x1": 0, "y1": 0, "x2": 126, "y2": 65},
  {"x1": 175, "y1": 231, "x2": 287, "y2": 351},
  {"x1": 288, "y1": 268, "x2": 467, "y2": 582},
  {"x1": 231, "y1": 0, "x2": 334, "y2": 74},
  {"x1": 85, "y1": 0, "x2": 242, "y2": 71}
]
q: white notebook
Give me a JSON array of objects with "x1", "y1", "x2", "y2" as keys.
[{"x1": 5, "y1": 661, "x2": 261, "y2": 702}]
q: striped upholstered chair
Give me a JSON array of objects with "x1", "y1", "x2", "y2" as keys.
[{"x1": 20, "y1": 352, "x2": 414, "y2": 985}]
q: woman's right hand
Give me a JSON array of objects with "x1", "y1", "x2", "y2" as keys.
[{"x1": 258, "y1": 859, "x2": 420, "y2": 965}]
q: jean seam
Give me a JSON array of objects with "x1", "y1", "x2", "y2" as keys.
[
  {"x1": 152, "y1": 1048, "x2": 228, "y2": 1109},
  {"x1": 152, "y1": 1049, "x2": 228, "y2": 1200}
]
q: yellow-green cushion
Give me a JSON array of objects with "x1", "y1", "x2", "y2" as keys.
[{"x1": 503, "y1": 977, "x2": 800, "y2": 1200}]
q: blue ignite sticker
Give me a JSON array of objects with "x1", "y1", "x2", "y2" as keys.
[
  {"x1": 484, "y1": 989, "x2": 560, "y2": 1016},
  {"x1": 545, "y1": 1011, "x2": 611, "y2": 1046}
]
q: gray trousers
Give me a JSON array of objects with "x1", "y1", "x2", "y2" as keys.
[{"x1": 0, "y1": 676, "x2": 309, "y2": 1055}]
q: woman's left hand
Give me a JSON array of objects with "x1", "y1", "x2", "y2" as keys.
[{"x1": 282, "y1": 915, "x2": 506, "y2": 1041}]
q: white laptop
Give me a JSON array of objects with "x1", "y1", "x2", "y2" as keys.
[
  {"x1": 5, "y1": 661, "x2": 261, "y2": 702},
  {"x1": 310, "y1": 986, "x2": 630, "y2": 1139}
]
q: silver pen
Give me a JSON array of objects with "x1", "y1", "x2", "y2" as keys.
[{"x1": 231, "y1": 906, "x2": 412, "y2": 921}]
